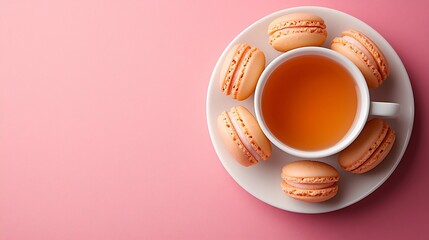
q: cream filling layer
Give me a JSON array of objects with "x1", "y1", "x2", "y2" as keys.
[
  {"x1": 226, "y1": 45, "x2": 250, "y2": 95},
  {"x1": 285, "y1": 180, "x2": 334, "y2": 190},
  {"x1": 342, "y1": 35, "x2": 377, "y2": 67},
  {"x1": 227, "y1": 112, "x2": 262, "y2": 162}
]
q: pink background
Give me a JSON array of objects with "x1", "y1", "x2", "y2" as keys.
[{"x1": 0, "y1": 0, "x2": 428, "y2": 239}]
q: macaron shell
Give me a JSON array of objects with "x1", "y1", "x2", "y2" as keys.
[
  {"x1": 234, "y1": 49, "x2": 265, "y2": 100},
  {"x1": 219, "y1": 44, "x2": 249, "y2": 95},
  {"x1": 268, "y1": 13, "x2": 326, "y2": 34},
  {"x1": 233, "y1": 106, "x2": 272, "y2": 160},
  {"x1": 338, "y1": 118, "x2": 396, "y2": 173},
  {"x1": 219, "y1": 44, "x2": 238, "y2": 92},
  {"x1": 269, "y1": 29, "x2": 327, "y2": 52},
  {"x1": 216, "y1": 106, "x2": 271, "y2": 167},
  {"x1": 343, "y1": 30, "x2": 389, "y2": 80},
  {"x1": 217, "y1": 111, "x2": 257, "y2": 166},
  {"x1": 331, "y1": 38, "x2": 381, "y2": 88},
  {"x1": 268, "y1": 13, "x2": 327, "y2": 52},
  {"x1": 338, "y1": 118, "x2": 387, "y2": 170},
  {"x1": 219, "y1": 43, "x2": 265, "y2": 101},
  {"x1": 351, "y1": 127, "x2": 396, "y2": 174},
  {"x1": 281, "y1": 181, "x2": 338, "y2": 203},
  {"x1": 281, "y1": 160, "x2": 339, "y2": 184}
]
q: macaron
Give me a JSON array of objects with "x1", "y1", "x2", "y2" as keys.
[
  {"x1": 338, "y1": 118, "x2": 396, "y2": 174},
  {"x1": 331, "y1": 29, "x2": 389, "y2": 88},
  {"x1": 217, "y1": 106, "x2": 272, "y2": 166},
  {"x1": 281, "y1": 160, "x2": 340, "y2": 202},
  {"x1": 268, "y1": 13, "x2": 327, "y2": 52},
  {"x1": 219, "y1": 43, "x2": 265, "y2": 101}
]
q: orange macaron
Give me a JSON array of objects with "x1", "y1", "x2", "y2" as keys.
[
  {"x1": 268, "y1": 13, "x2": 327, "y2": 52},
  {"x1": 217, "y1": 106, "x2": 272, "y2": 167},
  {"x1": 331, "y1": 29, "x2": 390, "y2": 88},
  {"x1": 338, "y1": 118, "x2": 396, "y2": 174},
  {"x1": 219, "y1": 43, "x2": 265, "y2": 101},
  {"x1": 281, "y1": 160, "x2": 340, "y2": 202}
]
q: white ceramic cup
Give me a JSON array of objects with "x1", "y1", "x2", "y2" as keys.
[{"x1": 254, "y1": 47, "x2": 399, "y2": 159}]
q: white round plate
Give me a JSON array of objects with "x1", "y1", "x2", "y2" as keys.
[{"x1": 206, "y1": 6, "x2": 414, "y2": 213}]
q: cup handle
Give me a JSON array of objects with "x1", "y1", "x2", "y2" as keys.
[{"x1": 369, "y1": 102, "x2": 399, "y2": 117}]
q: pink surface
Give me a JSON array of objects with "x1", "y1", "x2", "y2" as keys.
[{"x1": 0, "y1": 0, "x2": 428, "y2": 239}]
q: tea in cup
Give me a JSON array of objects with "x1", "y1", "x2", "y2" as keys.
[{"x1": 254, "y1": 47, "x2": 398, "y2": 158}]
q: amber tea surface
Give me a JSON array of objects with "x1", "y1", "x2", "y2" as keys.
[{"x1": 262, "y1": 55, "x2": 358, "y2": 151}]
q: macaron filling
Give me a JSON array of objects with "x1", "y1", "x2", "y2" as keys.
[
  {"x1": 230, "y1": 47, "x2": 257, "y2": 98},
  {"x1": 227, "y1": 112, "x2": 262, "y2": 162},
  {"x1": 342, "y1": 35, "x2": 377, "y2": 67},
  {"x1": 284, "y1": 180, "x2": 335, "y2": 190},
  {"x1": 223, "y1": 44, "x2": 251, "y2": 95},
  {"x1": 269, "y1": 26, "x2": 326, "y2": 45}
]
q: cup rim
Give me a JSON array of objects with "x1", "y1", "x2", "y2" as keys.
[{"x1": 254, "y1": 47, "x2": 370, "y2": 159}]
